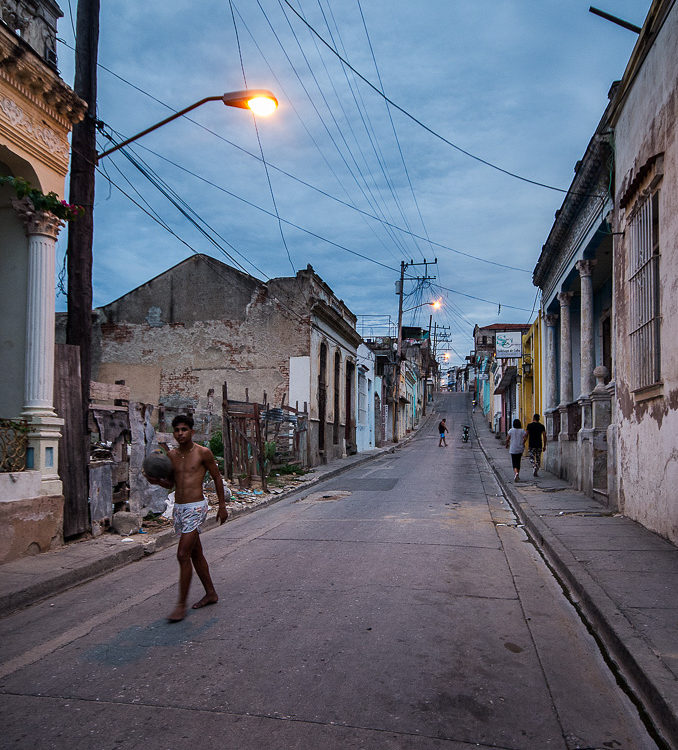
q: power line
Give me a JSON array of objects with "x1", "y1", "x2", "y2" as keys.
[
  {"x1": 95, "y1": 126, "x2": 401, "y2": 272},
  {"x1": 430, "y1": 282, "x2": 533, "y2": 313},
  {"x1": 230, "y1": 4, "x2": 405, "y2": 264},
  {"x1": 280, "y1": 0, "x2": 595, "y2": 195},
  {"x1": 228, "y1": 0, "x2": 296, "y2": 274},
  {"x1": 355, "y1": 0, "x2": 435, "y2": 258},
  {"x1": 56, "y1": 36, "x2": 531, "y2": 273},
  {"x1": 268, "y1": 0, "x2": 413, "y2": 259}
]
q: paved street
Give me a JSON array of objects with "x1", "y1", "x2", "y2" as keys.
[{"x1": 0, "y1": 393, "x2": 659, "y2": 749}]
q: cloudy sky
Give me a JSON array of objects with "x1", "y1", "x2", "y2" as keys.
[{"x1": 55, "y1": 0, "x2": 647, "y2": 363}]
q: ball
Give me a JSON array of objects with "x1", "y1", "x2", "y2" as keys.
[{"x1": 142, "y1": 450, "x2": 174, "y2": 481}]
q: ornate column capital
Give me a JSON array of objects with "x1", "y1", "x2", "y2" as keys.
[
  {"x1": 544, "y1": 313, "x2": 559, "y2": 327},
  {"x1": 11, "y1": 197, "x2": 64, "y2": 239},
  {"x1": 557, "y1": 291, "x2": 575, "y2": 308},
  {"x1": 576, "y1": 259, "x2": 597, "y2": 278}
]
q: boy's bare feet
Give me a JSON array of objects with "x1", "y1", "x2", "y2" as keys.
[
  {"x1": 192, "y1": 593, "x2": 218, "y2": 609},
  {"x1": 168, "y1": 604, "x2": 186, "y2": 622}
]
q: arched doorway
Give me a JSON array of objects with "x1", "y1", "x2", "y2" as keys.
[
  {"x1": 333, "y1": 351, "x2": 341, "y2": 445},
  {"x1": 318, "y1": 343, "x2": 327, "y2": 453}
]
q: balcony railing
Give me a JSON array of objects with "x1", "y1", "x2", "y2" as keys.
[{"x1": 0, "y1": 418, "x2": 28, "y2": 472}]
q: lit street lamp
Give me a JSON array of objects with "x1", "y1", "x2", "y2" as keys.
[
  {"x1": 401, "y1": 299, "x2": 441, "y2": 315},
  {"x1": 97, "y1": 89, "x2": 279, "y2": 160}
]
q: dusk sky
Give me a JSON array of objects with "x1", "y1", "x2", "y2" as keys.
[{"x1": 55, "y1": 0, "x2": 647, "y2": 364}]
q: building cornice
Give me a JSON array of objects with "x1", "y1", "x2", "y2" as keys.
[
  {"x1": 311, "y1": 299, "x2": 363, "y2": 348},
  {"x1": 607, "y1": 0, "x2": 676, "y2": 127},
  {"x1": 0, "y1": 23, "x2": 86, "y2": 128},
  {"x1": 533, "y1": 129, "x2": 612, "y2": 290}
]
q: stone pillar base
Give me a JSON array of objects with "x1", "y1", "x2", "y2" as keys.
[{"x1": 21, "y1": 412, "x2": 64, "y2": 495}]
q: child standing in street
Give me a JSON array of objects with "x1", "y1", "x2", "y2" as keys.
[
  {"x1": 438, "y1": 418, "x2": 449, "y2": 447},
  {"x1": 506, "y1": 418, "x2": 527, "y2": 482},
  {"x1": 145, "y1": 414, "x2": 228, "y2": 622}
]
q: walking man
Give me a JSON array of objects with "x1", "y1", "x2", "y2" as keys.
[
  {"x1": 438, "y1": 418, "x2": 449, "y2": 447},
  {"x1": 525, "y1": 413, "x2": 547, "y2": 477},
  {"x1": 145, "y1": 414, "x2": 228, "y2": 622}
]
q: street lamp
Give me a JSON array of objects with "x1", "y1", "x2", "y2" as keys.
[
  {"x1": 401, "y1": 299, "x2": 441, "y2": 314},
  {"x1": 97, "y1": 89, "x2": 279, "y2": 160}
]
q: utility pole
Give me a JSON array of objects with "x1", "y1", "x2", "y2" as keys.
[
  {"x1": 393, "y1": 260, "x2": 405, "y2": 442},
  {"x1": 393, "y1": 258, "x2": 437, "y2": 441},
  {"x1": 422, "y1": 311, "x2": 434, "y2": 416},
  {"x1": 66, "y1": 0, "x2": 100, "y2": 504}
]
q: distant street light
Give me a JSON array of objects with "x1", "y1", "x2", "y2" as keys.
[
  {"x1": 402, "y1": 299, "x2": 441, "y2": 314},
  {"x1": 97, "y1": 89, "x2": 279, "y2": 160}
]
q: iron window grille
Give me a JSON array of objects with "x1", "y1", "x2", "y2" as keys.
[{"x1": 628, "y1": 191, "x2": 661, "y2": 390}]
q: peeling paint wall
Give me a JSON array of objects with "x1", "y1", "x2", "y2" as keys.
[
  {"x1": 84, "y1": 256, "x2": 360, "y2": 468},
  {"x1": 611, "y1": 3, "x2": 678, "y2": 543}
]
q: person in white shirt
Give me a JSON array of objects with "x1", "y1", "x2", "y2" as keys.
[{"x1": 506, "y1": 418, "x2": 527, "y2": 482}]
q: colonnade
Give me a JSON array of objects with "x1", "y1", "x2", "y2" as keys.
[{"x1": 545, "y1": 260, "x2": 597, "y2": 411}]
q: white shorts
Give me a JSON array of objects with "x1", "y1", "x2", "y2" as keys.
[{"x1": 172, "y1": 499, "x2": 208, "y2": 535}]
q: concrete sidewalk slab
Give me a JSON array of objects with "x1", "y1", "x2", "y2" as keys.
[
  {"x1": 0, "y1": 418, "x2": 432, "y2": 619},
  {"x1": 472, "y1": 409, "x2": 678, "y2": 748}
]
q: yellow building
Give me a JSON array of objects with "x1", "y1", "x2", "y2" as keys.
[
  {"x1": 1, "y1": 3, "x2": 85, "y2": 562},
  {"x1": 519, "y1": 313, "x2": 543, "y2": 426}
]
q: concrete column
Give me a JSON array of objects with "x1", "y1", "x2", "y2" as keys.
[
  {"x1": 13, "y1": 198, "x2": 65, "y2": 493},
  {"x1": 557, "y1": 292, "x2": 574, "y2": 407},
  {"x1": 576, "y1": 260, "x2": 597, "y2": 399},
  {"x1": 544, "y1": 314, "x2": 559, "y2": 409}
]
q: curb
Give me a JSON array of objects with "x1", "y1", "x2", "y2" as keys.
[
  {"x1": 1, "y1": 543, "x2": 146, "y2": 616},
  {"x1": 0, "y1": 416, "x2": 433, "y2": 618},
  {"x1": 474, "y1": 418, "x2": 678, "y2": 748}
]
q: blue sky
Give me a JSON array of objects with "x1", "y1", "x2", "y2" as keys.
[{"x1": 55, "y1": 0, "x2": 647, "y2": 363}]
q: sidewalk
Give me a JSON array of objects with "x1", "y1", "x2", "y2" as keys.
[
  {"x1": 472, "y1": 409, "x2": 678, "y2": 748},
  {"x1": 0, "y1": 419, "x2": 431, "y2": 618}
]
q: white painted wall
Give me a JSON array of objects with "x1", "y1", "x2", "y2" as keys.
[
  {"x1": 288, "y1": 356, "x2": 311, "y2": 412},
  {"x1": 356, "y1": 343, "x2": 376, "y2": 452},
  {"x1": 612, "y1": 3, "x2": 678, "y2": 543}
]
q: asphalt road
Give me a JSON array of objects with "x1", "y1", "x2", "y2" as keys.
[{"x1": 0, "y1": 393, "x2": 658, "y2": 749}]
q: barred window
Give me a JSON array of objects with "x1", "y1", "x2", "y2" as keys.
[{"x1": 629, "y1": 191, "x2": 660, "y2": 389}]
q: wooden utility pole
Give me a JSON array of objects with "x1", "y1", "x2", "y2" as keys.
[
  {"x1": 67, "y1": 0, "x2": 99, "y2": 429},
  {"x1": 65, "y1": 0, "x2": 100, "y2": 518},
  {"x1": 392, "y1": 261, "x2": 405, "y2": 441},
  {"x1": 392, "y1": 258, "x2": 437, "y2": 440}
]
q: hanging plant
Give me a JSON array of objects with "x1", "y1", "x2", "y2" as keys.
[{"x1": 1, "y1": 176, "x2": 85, "y2": 221}]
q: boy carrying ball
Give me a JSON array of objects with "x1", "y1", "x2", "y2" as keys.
[{"x1": 144, "y1": 414, "x2": 228, "y2": 622}]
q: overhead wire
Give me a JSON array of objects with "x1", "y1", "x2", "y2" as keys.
[
  {"x1": 431, "y1": 282, "x2": 532, "y2": 313},
  {"x1": 95, "y1": 123, "x2": 401, "y2": 274},
  {"x1": 231, "y1": 3, "x2": 403, "y2": 264},
  {"x1": 269, "y1": 0, "x2": 413, "y2": 259},
  {"x1": 281, "y1": 0, "x2": 607, "y2": 197},
  {"x1": 354, "y1": 0, "x2": 435, "y2": 259},
  {"x1": 227, "y1": 0, "x2": 296, "y2": 275},
  {"x1": 56, "y1": 35, "x2": 531, "y2": 273},
  {"x1": 308, "y1": 0, "x2": 425, "y2": 260},
  {"x1": 84, "y1": 137, "x2": 312, "y2": 325}
]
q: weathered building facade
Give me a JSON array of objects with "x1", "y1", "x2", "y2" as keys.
[
  {"x1": 66, "y1": 255, "x2": 362, "y2": 468},
  {"x1": 533, "y1": 105, "x2": 615, "y2": 502},
  {"x1": 532, "y1": 0, "x2": 677, "y2": 543},
  {"x1": 0, "y1": 1, "x2": 85, "y2": 562},
  {"x1": 608, "y1": 0, "x2": 678, "y2": 543}
]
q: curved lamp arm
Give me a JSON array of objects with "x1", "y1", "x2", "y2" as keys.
[{"x1": 97, "y1": 89, "x2": 278, "y2": 161}]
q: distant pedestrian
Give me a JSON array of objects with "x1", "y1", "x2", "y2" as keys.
[
  {"x1": 438, "y1": 418, "x2": 449, "y2": 447},
  {"x1": 525, "y1": 413, "x2": 547, "y2": 477},
  {"x1": 506, "y1": 418, "x2": 527, "y2": 482}
]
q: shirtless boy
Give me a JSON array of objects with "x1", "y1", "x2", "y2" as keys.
[{"x1": 145, "y1": 414, "x2": 228, "y2": 622}]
